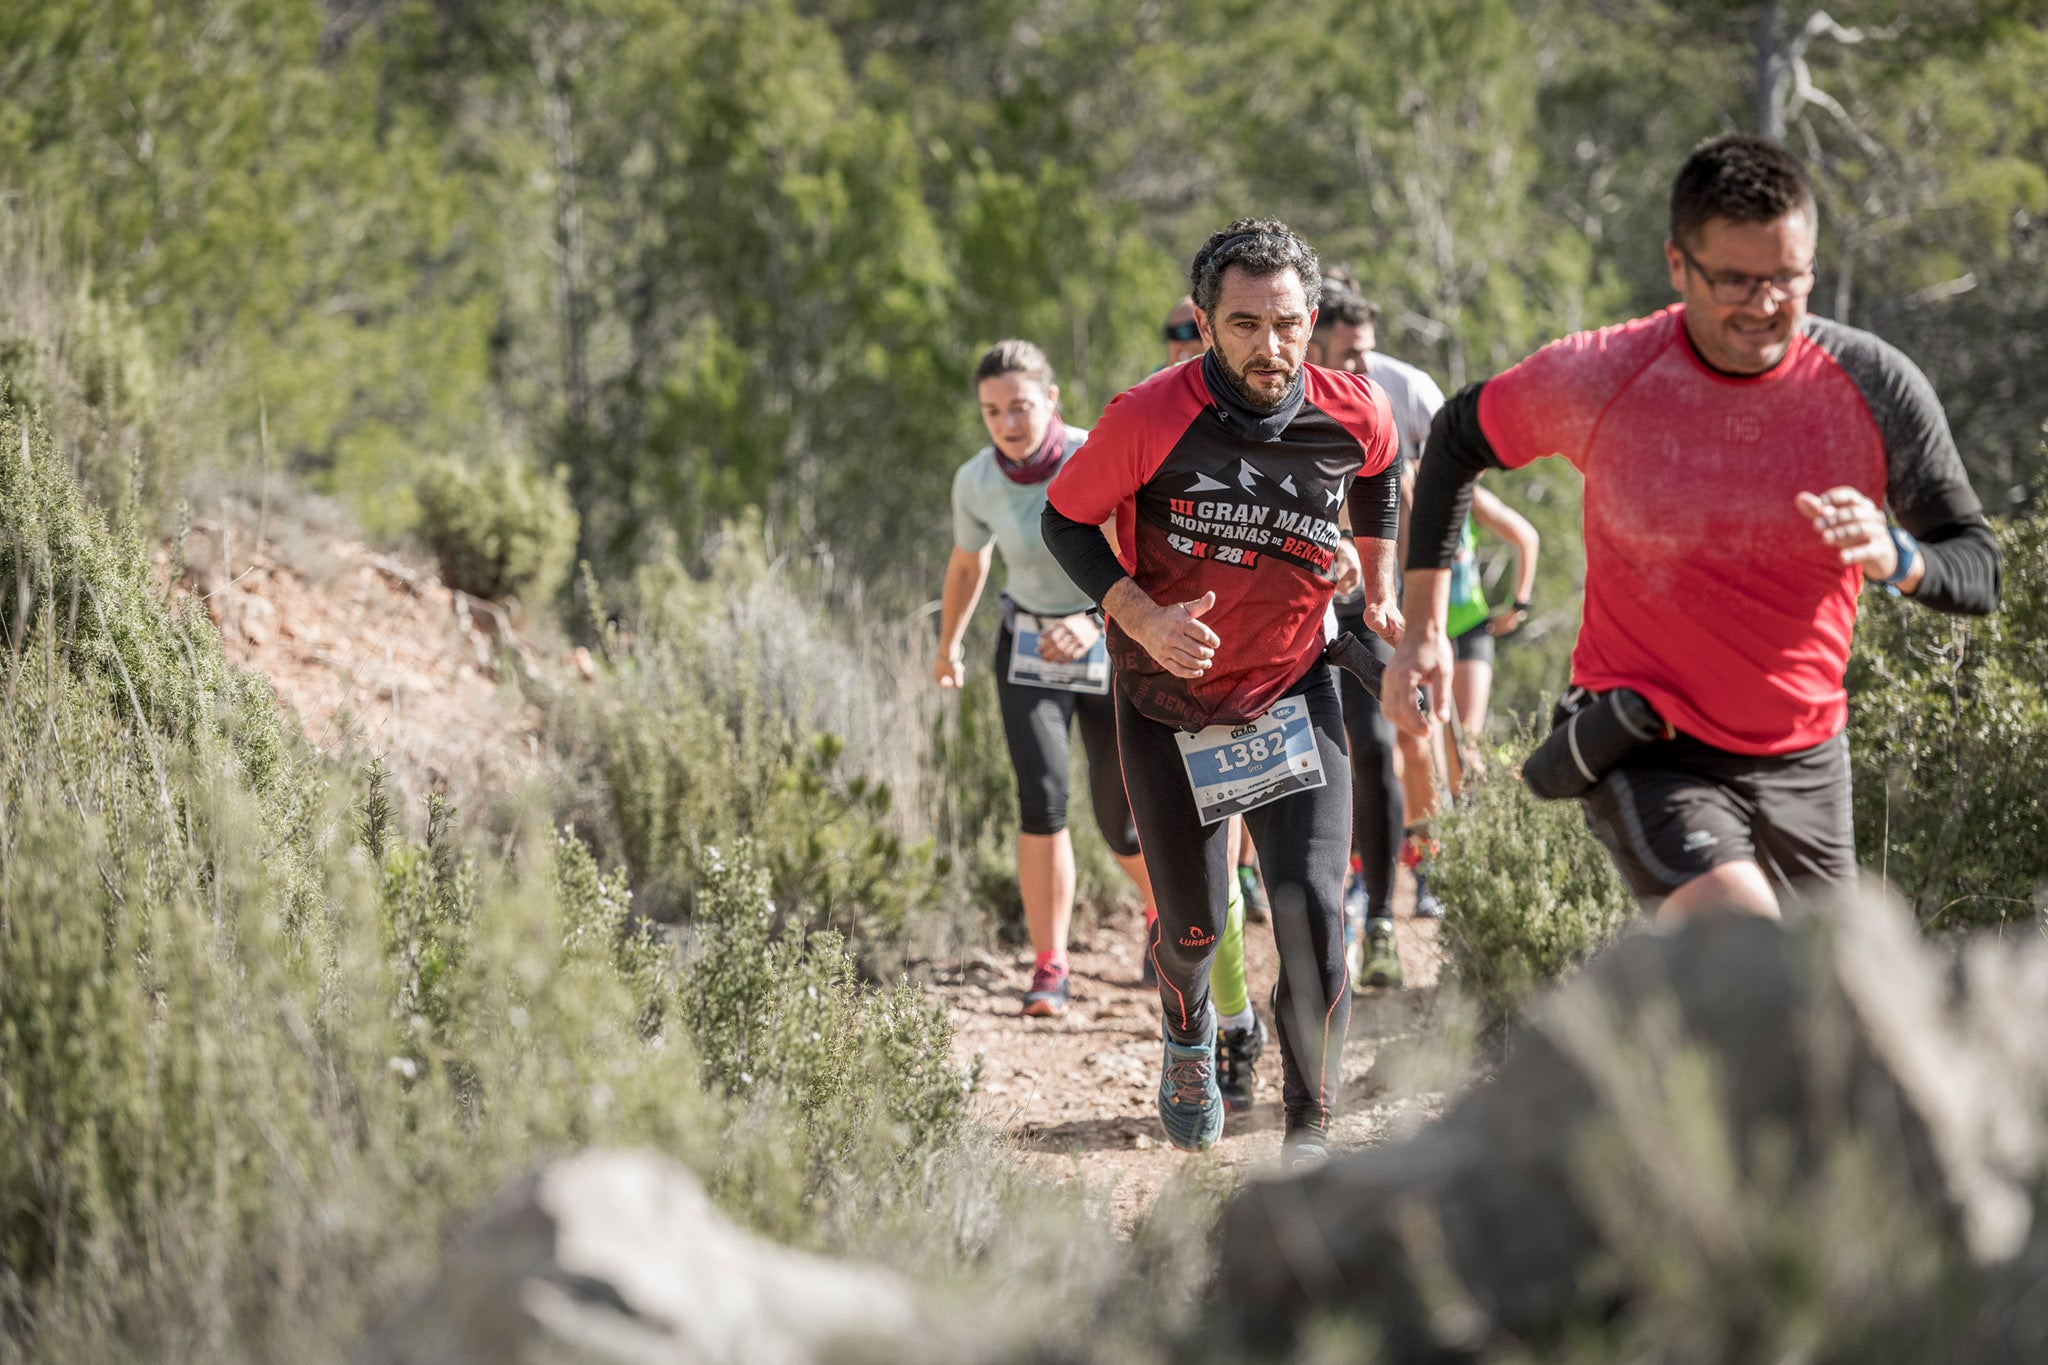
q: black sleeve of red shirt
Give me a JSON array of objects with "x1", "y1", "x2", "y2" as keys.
[
  {"x1": 1803, "y1": 317, "x2": 1999, "y2": 615},
  {"x1": 1041, "y1": 503, "x2": 1126, "y2": 607},
  {"x1": 1405, "y1": 382, "x2": 1499, "y2": 571},
  {"x1": 1346, "y1": 458, "x2": 1401, "y2": 542},
  {"x1": 1904, "y1": 515, "x2": 1999, "y2": 616}
]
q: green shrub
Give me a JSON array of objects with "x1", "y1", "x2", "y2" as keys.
[
  {"x1": 0, "y1": 400, "x2": 998, "y2": 1360},
  {"x1": 566, "y1": 521, "x2": 962, "y2": 959},
  {"x1": 1848, "y1": 509, "x2": 2048, "y2": 928},
  {"x1": 0, "y1": 223, "x2": 198, "y2": 528},
  {"x1": 412, "y1": 451, "x2": 578, "y2": 604},
  {"x1": 1426, "y1": 734, "x2": 1637, "y2": 1033}
]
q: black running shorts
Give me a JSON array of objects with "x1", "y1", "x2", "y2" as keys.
[
  {"x1": 1452, "y1": 626, "x2": 1494, "y2": 665},
  {"x1": 1578, "y1": 728, "x2": 1855, "y2": 902}
]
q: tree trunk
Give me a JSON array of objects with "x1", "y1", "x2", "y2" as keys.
[
  {"x1": 537, "y1": 25, "x2": 598, "y2": 581},
  {"x1": 1756, "y1": 0, "x2": 1790, "y2": 138}
]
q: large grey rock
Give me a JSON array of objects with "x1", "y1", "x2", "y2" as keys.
[
  {"x1": 368, "y1": 1148, "x2": 917, "y2": 1365},
  {"x1": 1216, "y1": 892, "x2": 2048, "y2": 1361}
]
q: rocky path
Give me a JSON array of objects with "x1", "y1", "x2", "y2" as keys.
[{"x1": 933, "y1": 882, "x2": 1450, "y2": 1230}]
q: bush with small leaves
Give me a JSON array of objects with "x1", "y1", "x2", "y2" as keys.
[
  {"x1": 569, "y1": 521, "x2": 958, "y2": 960},
  {"x1": 1848, "y1": 509, "x2": 2048, "y2": 929},
  {"x1": 413, "y1": 451, "x2": 578, "y2": 604},
  {"x1": 1424, "y1": 733, "x2": 1637, "y2": 1033},
  {"x1": 0, "y1": 399, "x2": 996, "y2": 1361}
]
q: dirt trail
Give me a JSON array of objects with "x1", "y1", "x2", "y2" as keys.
[{"x1": 933, "y1": 883, "x2": 1449, "y2": 1230}]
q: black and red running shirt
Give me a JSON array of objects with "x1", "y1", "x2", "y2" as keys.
[
  {"x1": 1045, "y1": 351, "x2": 1399, "y2": 729},
  {"x1": 1416, "y1": 305, "x2": 1995, "y2": 755}
]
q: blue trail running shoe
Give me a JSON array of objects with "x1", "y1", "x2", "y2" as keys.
[{"x1": 1157, "y1": 1020, "x2": 1226, "y2": 1151}]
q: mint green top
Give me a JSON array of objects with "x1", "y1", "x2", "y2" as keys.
[{"x1": 949, "y1": 423, "x2": 1093, "y2": 617}]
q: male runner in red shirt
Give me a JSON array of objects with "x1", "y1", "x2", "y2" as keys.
[
  {"x1": 1384, "y1": 134, "x2": 2000, "y2": 922},
  {"x1": 1044, "y1": 220, "x2": 1402, "y2": 1163}
]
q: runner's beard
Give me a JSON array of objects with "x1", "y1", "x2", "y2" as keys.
[{"x1": 1214, "y1": 350, "x2": 1300, "y2": 414}]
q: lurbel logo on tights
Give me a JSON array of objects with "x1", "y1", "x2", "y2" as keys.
[{"x1": 1179, "y1": 928, "x2": 1218, "y2": 949}]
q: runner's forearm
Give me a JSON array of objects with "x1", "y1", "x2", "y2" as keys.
[
  {"x1": 937, "y1": 546, "x2": 991, "y2": 656},
  {"x1": 1357, "y1": 535, "x2": 1398, "y2": 612},
  {"x1": 1399, "y1": 568, "x2": 1453, "y2": 638},
  {"x1": 1041, "y1": 502, "x2": 1126, "y2": 606},
  {"x1": 1101, "y1": 577, "x2": 1162, "y2": 635},
  {"x1": 1407, "y1": 383, "x2": 1500, "y2": 572}
]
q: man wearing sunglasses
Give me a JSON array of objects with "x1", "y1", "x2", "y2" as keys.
[
  {"x1": 1384, "y1": 133, "x2": 2000, "y2": 923},
  {"x1": 1162, "y1": 296, "x2": 1207, "y2": 367}
]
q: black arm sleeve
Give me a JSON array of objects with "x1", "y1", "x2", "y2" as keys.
[
  {"x1": 1901, "y1": 512, "x2": 2001, "y2": 616},
  {"x1": 1345, "y1": 457, "x2": 1401, "y2": 542},
  {"x1": 1802, "y1": 318, "x2": 2000, "y2": 617},
  {"x1": 1041, "y1": 502, "x2": 1127, "y2": 607},
  {"x1": 1405, "y1": 381, "x2": 1503, "y2": 572}
]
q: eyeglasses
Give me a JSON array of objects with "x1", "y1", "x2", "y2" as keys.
[
  {"x1": 1162, "y1": 320, "x2": 1202, "y2": 343},
  {"x1": 1677, "y1": 243, "x2": 1816, "y2": 307}
]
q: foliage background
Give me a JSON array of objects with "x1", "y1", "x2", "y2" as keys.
[
  {"x1": 5, "y1": 0, "x2": 2044, "y2": 719},
  {"x1": 3, "y1": 3, "x2": 2047, "y2": 1358}
]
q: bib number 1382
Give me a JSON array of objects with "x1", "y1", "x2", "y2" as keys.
[{"x1": 1172, "y1": 697, "x2": 1326, "y2": 826}]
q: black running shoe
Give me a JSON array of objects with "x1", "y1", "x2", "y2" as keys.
[
  {"x1": 1216, "y1": 1015, "x2": 1267, "y2": 1113},
  {"x1": 1282, "y1": 1126, "x2": 1330, "y2": 1172}
]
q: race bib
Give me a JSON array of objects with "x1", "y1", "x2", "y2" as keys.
[
  {"x1": 1173, "y1": 697, "x2": 1326, "y2": 826},
  {"x1": 1007, "y1": 613, "x2": 1111, "y2": 694}
]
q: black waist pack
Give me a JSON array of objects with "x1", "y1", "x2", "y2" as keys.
[{"x1": 1522, "y1": 686, "x2": 1667, "y2": 800}]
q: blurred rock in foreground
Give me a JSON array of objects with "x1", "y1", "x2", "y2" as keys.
[
  {"x1": 365, "y1": 1148, "x2": 916, "y2": 1365},
  {"x1": 1217, "y1": 890, "x2": 2048, "y2": 1362}
]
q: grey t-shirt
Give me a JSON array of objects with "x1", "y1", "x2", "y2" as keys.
[
  {"x1": 1366, "y1": 351, "x2": 1446, "y2": 469},
  {"x1": 951, "y1": 423, "x2": 1094, "y2": 617}
]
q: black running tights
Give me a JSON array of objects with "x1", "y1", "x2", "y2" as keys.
[
  {"x1": 1116, "y1": 664, "x2": 1352, "y2": 1132},
  {"x1": 1335, "y1": 614, "x2": 1403, "y2": 920}
]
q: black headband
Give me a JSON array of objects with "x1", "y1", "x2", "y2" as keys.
[{"x1": 1207, "y1": 230, "x2": 1274, "y2": 261}]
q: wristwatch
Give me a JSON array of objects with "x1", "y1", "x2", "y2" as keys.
[{"x1": 1879, "y1": 527, "x2": 1920, "y2": 591}]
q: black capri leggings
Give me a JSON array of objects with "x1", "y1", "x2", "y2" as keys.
[{"x1": 994, "y1": 618, "x2": 1140, "y2": 856}]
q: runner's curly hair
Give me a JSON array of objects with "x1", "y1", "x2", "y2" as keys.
[
  {"x1": 1670, "y1": 134, "x2": 1816, "y2": 248},
  {"x1": 1189, "y1": 219, "x2": 1322, "y2": 318},
  {"x1": 973, "y1": 339, "x2": 1056, "y2": 392}
]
